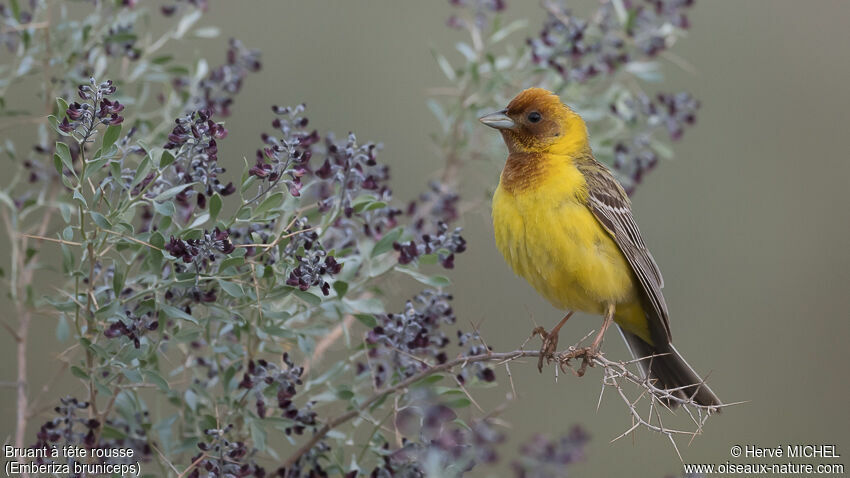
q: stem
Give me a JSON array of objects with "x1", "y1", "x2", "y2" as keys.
[{"x1": 14, "y1": 308, "x2": 30, "y2": 448}]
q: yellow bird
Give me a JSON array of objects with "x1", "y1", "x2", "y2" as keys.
[{"x1": 481, "y1": 88, "x2": 720, "y2": 407}]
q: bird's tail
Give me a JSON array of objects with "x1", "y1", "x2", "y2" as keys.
[{"x1": 618, "y1": 327, "x2": 722, "y2": 408}]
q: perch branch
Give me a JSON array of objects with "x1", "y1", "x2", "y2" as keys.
[{"x1": 281, "y1": 340, "x2": 732, "y2": 469}]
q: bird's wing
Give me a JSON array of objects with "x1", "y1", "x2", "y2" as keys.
[{"x1": 576, "y1": 158, "x2": 671, "y2": 342}]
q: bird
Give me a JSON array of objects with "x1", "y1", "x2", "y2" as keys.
[{"x1": 480, "y1": 87, "x2": 721, "y2": 407}]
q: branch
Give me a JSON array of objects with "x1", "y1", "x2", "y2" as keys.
[{"x1": 281, "y1": 342, "x2": 734, "y2": 469}]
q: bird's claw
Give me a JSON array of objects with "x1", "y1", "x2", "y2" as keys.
[
  {"x1": 557, "y1": 345, "x2": 601, "y2": 377},
  {"x1": 534, "y1": 326, "x2": 560, "y2": 373}
]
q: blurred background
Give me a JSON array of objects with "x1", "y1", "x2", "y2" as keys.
[{"x1": 2, "y1": 1, "x2": 849, "y2": 476}]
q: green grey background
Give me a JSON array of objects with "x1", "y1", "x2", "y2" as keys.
[{"x1": 2, "y1": 1, "x2": 849, "y2": 476}]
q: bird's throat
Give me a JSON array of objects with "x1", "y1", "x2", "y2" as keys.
[{"x1": 500, "y1": 152, "x2": 556, "y2": 194}]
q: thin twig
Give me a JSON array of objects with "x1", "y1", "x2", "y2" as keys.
[{"x1": 20, "y1": 233, "x2": 81, "y2": 246}]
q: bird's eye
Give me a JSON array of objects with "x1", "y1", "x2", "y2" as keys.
[{"x1": 527, "y1": 111, "x2": 542, "y2": 123}]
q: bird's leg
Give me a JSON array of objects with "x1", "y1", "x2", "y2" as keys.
[
  {"x1": 535, "y1": 311, "x2": 574, "y2": 372},
  {"x1": 560, "y1": 304, "x2": 615, "y2": 377},
  {"x1": 588, "y1": 303, "x2": 615, "y2": 355}
]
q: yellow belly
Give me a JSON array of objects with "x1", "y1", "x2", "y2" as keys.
[{"x1": 492, "y1": 176, "x2": 650, "y2": 341}]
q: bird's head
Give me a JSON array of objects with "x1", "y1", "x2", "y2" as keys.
[{"x1": 479, "y1": 88, "x2": 588, "y2": 155}]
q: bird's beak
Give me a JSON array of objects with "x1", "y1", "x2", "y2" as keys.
[{"x1": 479, "y1": 110, "x2": 515, "y2": 130}]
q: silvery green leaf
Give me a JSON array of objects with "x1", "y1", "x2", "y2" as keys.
[
  {"x1": 433, "y1": 51, "x2": 456, "y2": 82},
  {"x1": 194, "y1": 26, "x2": 220, "y2": 38},
  {"x1": 456, "y1": 42, "x2": 477, "y2": 62},
  {"x1": 175, "y1": 9, "x2": 202, "y2": 38},
  {"x1": 490, "y1": 19, "x2": 528, "y2": 44}
]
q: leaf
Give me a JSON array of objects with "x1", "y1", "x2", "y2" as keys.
[
  {"x1": 433, "y1": 51, "x2": 456, "y2": 81},
  {"x1": 90, "y1": 211, "x2": 112, "y2": 229},
  {"x1": 332, "y1": 281, "x2": 348, "y2": 297},
  {"x1": 250, "y1": 419, "x2": 267, "y2": 451},
  {"x1": 71, "y1": 366, "x2": 89, "y2": 379},
  {"x1": 218, "y1": 256, "x2": 244, "y2": 272},
  {"x1": 255, "y1": 192, "x2": 284, "y2": 216},
  {"x1": 143, "y1": 370, "x2": 170, "y2": 392},
  {"x1": 153, "y1": 182, "x2": 196, "y2": 202},
  {"x1": 343, "y1": 296, "x2": 385, "y2": 314},
  {"x1": 209, "y1": 193, "x2": 222, "y2": 220},
  {"x1": 48, "y1": 115, "x2": 71, "y2": 137},
  {"x1": 293, "y1": 289, "x2": 322, "y2": 306},
  {"x1": 217, "y1": 280, "x2": 244, "y2": 298},
  {"x1": 56, "y1": 314, "x2": 70, "y2": 342},
  {"x1": 188, "y1": 212, "x2": 210, "y2": 229},
  {"x1": 160, "y1": 304, "x2": 198, "y2": 324},
  {"x1": 122, "y1": 368, "x2": 142, "y2": 383},
  {"x1": 153, "y1": 200, "x2": 175, "y2": 217},
  {"x1": 82, "y1": 157, "x2": 108, "y2": 183},
  {"x1": 112, "y1": 266, "x2": 125, "y2": 295},
  {"x1": 455, "y1": 42, "x2": 477, "y2": 62},
  {"x1": 55, "y1": 97, "x2": 69, "y2": 116},
  {"x1": 490, "y1": 18, "x2": 529, "y2": 44},
  {"x1": 395, "y1": 267, "x2": 451, "y2": 287},
  {"x1": 194, "y1": 26, "x2": 221, "y2": 38},
  {"x1": 354, "y1": 314, "x2": 377, "y2": 328},
  {"x1": 175, "y1": 9, "x2": 202, "y2": 38},
  {"x1": 159, "y1": 150, "x2": 175, "y2": 168},
  {"x1": 445, "y1": 397, "x2": 471, "y2": 409},
  {"x1": 60, "y1": 202, "x2": 71, "y2": 223},
  {"x1": 131, "y1": 156, "x2": 153, "y2": 189},
  {"x1": 102, "y1": 124, "x2": 122, "y2": 152},
  {"x1": 100, "y1": 424, "x2": 127, "y2": 440},
  {"x1": 150, "y1": 231, "x2": 165, "y2": 249},
  {"x1": 72, "y1": 190, "x2": 87, "y2": 208},
  {"x1": 54, "y1": 142, "x2": 75, "y2": 176},
  {"x1": 371, "y1": 227, "x2": 402, "y2": 258}
]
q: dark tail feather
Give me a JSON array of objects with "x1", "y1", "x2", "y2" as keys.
[{"x1": 618, "y1": 327, "x2": 721, "y2": 408}]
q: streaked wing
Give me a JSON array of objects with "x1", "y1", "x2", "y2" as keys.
[{"x1": 577, "y1": 158, "x2": 671, "y2": 341}]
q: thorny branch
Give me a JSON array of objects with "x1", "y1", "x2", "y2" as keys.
[{"x1": 282, "y1": 338, "x2": 730, "y2": 468}]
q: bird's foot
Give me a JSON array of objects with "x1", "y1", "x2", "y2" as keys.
[
  {"x1": 558, "y1": 344, "x2": 602, "y2": 377},
  {"x1": 533, "y1": 326, "x2": 561, "y2": 373},
  {"x1": 531, "y1": 311, "x2": 575, "y2": 373}
]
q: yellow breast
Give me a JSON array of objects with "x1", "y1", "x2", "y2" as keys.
[{"x1": 491, "y1": 154, "x2": 638, "y2": 315}]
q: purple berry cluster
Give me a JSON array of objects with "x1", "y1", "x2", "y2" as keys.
[
  {"x1": 447, "y1": 0, "x2": 507, "y2": 30},
  {"x1": 393, "y1": 221, "x2": 467, "y2": 269},
  {"x1": 238, "y1": 353, "x2": 318, "y2": 437},
  {"x1": 103, "y1": 309, "x2": 159, "y2": 349},
  {"x1": 374, "y1": 393, "x2": 505, "y2": 475},
  {"x1": 249, "y1": 104, "x2": 316, "y2": 198},
  {"x1": 529, "y1": 0, "x2": 695, "y2": 84},
  {"x1": 159, "y1": 0, "x2": 208, "y2": 16},
  {"x1": 59, "y1": 79, "x2": 125, "y2": 139},
  {"x1": 511, "y1": 426, "x2": 590, "y2": 478},
  {"x1": 164, "y1": 227, "x2": 236, "y2": 271},
  {"x1": 32, "y1": 397, "x2": 99, "y2": 451},
  {"x1": 365, "y1": 290, "x2": 455, "y2": 387},
  {"x1": 190, "y1": 425, "x2": 266, "y2": 478},
  {"x1": 278, "y1": 217, "x2": 344, "y2": 296},
  {"x1": 160, "y1": 110, "x2": 236, "y2": 212},
  {"x1": 104, "y1": 23, "x2": 141, "y2": 60},
  {"x1": 32, "y1": 398, "x2": 154, "y2": 469},
  {"x1": 610, "y1": 92, "x2": 699, "y2": 193},
  {"x1": 199, "y1": 38, "x2": 261, "y2": 117},
  {"x1": 314, "y1": 132, "x2": 387, "y2": 216}
]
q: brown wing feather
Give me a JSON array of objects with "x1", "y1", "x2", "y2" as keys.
[{"x1": 575, "y1": 154, "x2": 671, "y2": 342}]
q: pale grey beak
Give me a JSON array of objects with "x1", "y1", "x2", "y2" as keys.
[{"x1": 479, "y1": 110, "x2": 515, "y2": 130}]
